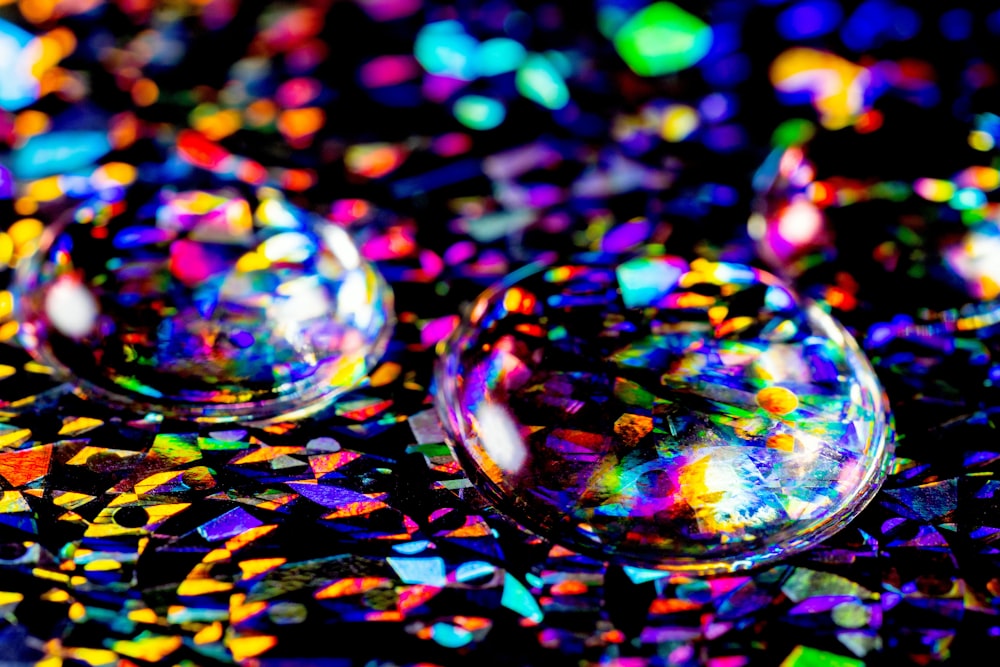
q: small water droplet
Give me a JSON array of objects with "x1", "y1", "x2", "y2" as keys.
[
  {"x1": 14, "y1": 187, "x2": 394, "y2": 422},
  {"x1": 435, "y1": 257, "x2": 893, "y2": 574}
]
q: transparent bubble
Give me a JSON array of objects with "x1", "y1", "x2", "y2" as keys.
[
  {"x1": 14, "y1": 187, "x2": 394, "y2": 422},
  {"x1": 435, "y1": 257, "x2": 893, "y2": 574},
  {"x1": 751, "y1": 109, "x2": 1000, "y2": 309}
]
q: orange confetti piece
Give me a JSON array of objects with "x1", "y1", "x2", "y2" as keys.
[
  {"x1": 0, "y1": 444, "x2": 50, "y2": 486},
  {"x1": 767, "y1": 433, "x2": 796, "y2": 452},
  {"x1": 315, "y1": 577, "x2": 391, "y2": 599},
  {"x1": 756, "y1": 386, "x2": 799, "y2": 415}
]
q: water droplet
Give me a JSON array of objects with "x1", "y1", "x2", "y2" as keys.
[
  {"x1": 14, "y1": 187, "x2": 394, "y2": 422},
  {"x1": 435, "y1": 257, "x2": 893, "y2": 574},
  {"x1": 751, "y1": 108, "x2": 1000, "y2": 307}
]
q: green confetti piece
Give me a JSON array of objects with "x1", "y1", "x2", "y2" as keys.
[
  {"x1": 772, "y1": 118, "x2": 817, "y2": 148},
  {"x1": 453, "y1": 94, "x2": 506, "y2": 130},
  {"x1": 516, "y1": 54, "x2": 570, "y2": 110},
  {"x1": 197, "y1": 437, "x2": 249, "y2": 451},
  {"x1": 613, "y1": 2, "x2": 713, "y2": 77},
  {"x1": 501, "y1": 572, "x2": 544, "y2": 622},
  {"x1": 781, "y1": 568, "x2": 872, "y2": 603},
  {"x1": 780, "y1": 646, "x2": 865, "y2": 667},
  {"x1": 405, "y1": 443, "x2": 452, "y2": 457}
]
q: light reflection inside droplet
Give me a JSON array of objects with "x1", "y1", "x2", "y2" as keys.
[
  {"x1": 14, "y1": 187, "x2": 394, "y2": 422},
  {"x1": 435, "y1": 258, "x2": 894, "y2": 574}
]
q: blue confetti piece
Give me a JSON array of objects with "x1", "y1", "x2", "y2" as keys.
[
  {"x1": 501, "y1": 572, "x2": 544, "y2": 622},
  {"x1": 12, "y1": 131, "x2": 112, "y2": 180},
  {"x1": 0, "y1": 19, "x2": 39, "y2": 112},
  {"x1": 386, "y1": 556, "x2": 447, "y2": 586},
  {"x1": 196, "y1": 507, "x2": 265, "y2": 542},
  {"x1": 0, "y1": 165, "x2": 13, "y2": 199}
]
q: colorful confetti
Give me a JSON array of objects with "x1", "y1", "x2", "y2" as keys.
[{"x1": 0, "y1": 1, "x2": 996, "y2": 665}]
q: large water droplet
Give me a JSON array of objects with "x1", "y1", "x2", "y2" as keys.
[
  {"x1": 435, "y1": 257, "x2": 893, "y2": 573},
  {"x1": 14, "y1": 187, "x2": 394, "y2": 422}
]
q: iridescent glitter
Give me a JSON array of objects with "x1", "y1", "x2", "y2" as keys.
[
  {"x1": 0, "y1": 0, "x2": 997, "y2": 663},
  {"x1": 14, "y1": 187, "x2": 393, "y2": 422},
  {"x1": 436, "y1": 257, "x2": 894, "y2": 573}
]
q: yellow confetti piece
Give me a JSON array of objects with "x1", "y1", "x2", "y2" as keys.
[
  {"x1": 660, "y1": 104, "x2": 699, "y2": 142},
  {"x1": 176, "y1": 578, "x2": 233, "y2": 596},
  {"x1": 127, "y1": 607, "x2": 159, "y2": 624},
  {"x1": 0, "y1": 591, "x2": 24, "y2": 606},
  {"x1": 143, "y1": 503, "x2": 192, "y2": 525},
  {"x1": 64, "y1": 648, "x2": 118, "y2": 666},
  {"x1": 369, "y1": 361, "x2": 402, "y2": 387},
  {"x1": 65, "y1": 447, "x2": 142, "y2": 466},
  {"x1": 194, "y1": 621, "x2": 224, "y2": 644},
  {"x1": 82, "y1": 559, "x2": 122, "y2": 572},
  {"x1": 45, "y1": 585, "x2": 74, "y2": 600},
  {"x1": 203, "y1": 548, "x2": 231, "y2": 563},
  {"x1": 716, "y1": 315, "x2": 756, "y2": 337},
  {"x1": 255, "y1": 493, "x2": 297, "y2": 511},
  {"x1": 24, "y1": 176, "x2": 63, "y2": 203},
  {"x1": 24, "y1": 361, "x2": 54, "y2": 374},
  {"x1": 229, "y1": 599, "x2": 267, "y2": 624},
  {"x1": 0, "y1": 428, "x2": 31, "y2": 449},
  {"x1": 706, "y1": 305, "x2": 728, "y2": 326},
  {"x1": 84, "y1": 502, "x2": 190, "y2": 538},
  {"x1": 0, "y1": 321, "x2": 19, "y2": 341},
  {"x1": 236, "y1": 249, "x2": 271, "y2": 272},
  {"x1": 232, "y1": 445, "x2": 305, "y2": 464},
  {"x1": 0, "y1": 491, "x2": 30, "y2": 513},
  {"x1": 68, "y1": 601, "x2": 86, "y2": 621},
  {"x1": 767, "y1": 433, "x2": 796, "y2": 452},
  {"x1": 914, "y1": 177, "x2": 955, "y2": 202},
  {"x1": 969, "y1": 129, "x2": 995, "y2": 152},
  {"x1": 31, "y1": 568, "x2": 70, "y2": 584},
  {"x1": 225, "y1": 524, "x2": 279, "y2": 550},
  {"x1": 111, "y1": 635, "x2": 183, "y2": 662},
  {"x1": 193, "y1": 108, "x2": 243, "y2": 141},
  {"x1": 227, "y1": 635, "x2": 278, "y2": 661},
  {"x1": 238, "y1": 557, "x2": 286, "y2": 579},
  {"x1": 0, "y1": 236, "x2": 12, "y2": 266},
  {"x1": 57, "y1": 416, "x2": 104, "y2": 436},
  {"x1": 133, "y1": 470, "x2": 192, "y2": 495},
  {"x1": 105, "y1": 492, "x2": 139, "y2": 507},
  {"x1": 93, "y1": 162, "x2": 137, "y2": 187}
]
